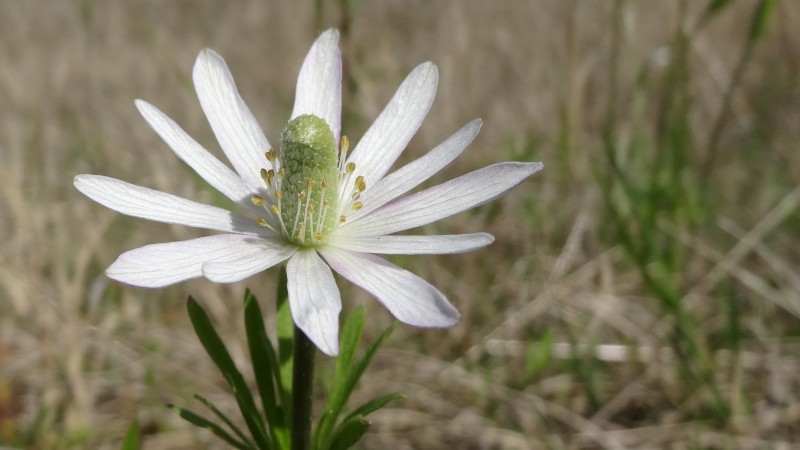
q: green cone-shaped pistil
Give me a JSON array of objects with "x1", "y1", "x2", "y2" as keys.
[{"x1": 280, "y1": 114, "x2": 339, "y2": 246}]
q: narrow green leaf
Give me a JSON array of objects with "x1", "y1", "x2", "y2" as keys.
[
  {"x1": 342, "y1": 392, "x2": 405, "y2": 424},
  {"x1": 704, "y1": 0, "x2": 735, "y2": 17},
  {"x1": 748, "y1": 0, "x2": 777, "y2": 42},
  {"x1": 328, "y1": 416, "x2": 370, "y2": 450},
  {"x1": 186, "y1": 297, "x2": 272, "y2": 450},
  {"x1": 275, "y1": 266, "x2": 294, "y2": 428},
  {"x1": 244, "y1": 290, "x2": 289, "y2": 449},
  {"x1": 314, "y1": 307, "x2": 366, "y2": 447},
  {"x1": 194, "y1": 394, "x2": 254, "y2": 449},
  {"x1": 312, "y1": 409, "x2": 331, "y2": 450},
  {"x1": 334, "y1": 307, "x2": 366, "y2": 394},
  {"x1": 318, "y1": 321, "x2": 396, "y2": 449},
  {"x1": 168, "y1": 403, "x2": 253, "y2": 450},
  {"x1": 276, "y1": 266, "x2": 294, "y2": 396},
  {"x1": 343, "y1": 322, "x2": 396, "y2": 408},
  {"x1": 120, "y1": 419, "x2": 139, "y2": 450}
]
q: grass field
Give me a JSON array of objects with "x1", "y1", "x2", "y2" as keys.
[{"x1": 2, "y1": 0, "x2": 799, "y2": 448}]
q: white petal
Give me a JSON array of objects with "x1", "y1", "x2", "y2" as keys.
[
  {"x1": 320, "y1": 248, "x2": 459, "y2": 328},
  {"x1": 343, "y1": 162, "x2": 543, "y2": 236},
  {"x1": 107, "y1": 234, "x2": 275, "y2": 288},
  {"x1": 348, "y1": 119, "x2": 481, "y2": 221},
  {"x1": 74, "y1": 174, "x2": 266, "y2": 235},
  {"x1": 201, "y1": 238, "x2": 296, "y2": 283},
  {"x1": 331, "y1": 233, "x2": 493, "y2": 254},
  {"x1": 345, "y1": 63, "x2": 438, "y2": 187},
  {"x1": 135, "y1": 99, "x2": 255, "y2": 209},
  {"x1": 291, "y1": 29, "x2": 342, "y2": 143},
  {"x1": 193, "y1": 49, "x2": 272, "y2": 191},
  {"x1": 287, "y1": 250, "x2": 342, "y2": 356}
]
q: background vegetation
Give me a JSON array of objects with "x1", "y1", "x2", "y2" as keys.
[{"x1": 1, "y1": 0, "x2": 798, "y2": 448}]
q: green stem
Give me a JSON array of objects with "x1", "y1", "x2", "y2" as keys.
[{"x1": 291, "y1": 325, "x2": 316, "y2": 450}]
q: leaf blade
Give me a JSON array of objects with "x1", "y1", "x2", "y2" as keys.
[{"x1": 187, "y1": 297, "x2": 272, "y2": 450}]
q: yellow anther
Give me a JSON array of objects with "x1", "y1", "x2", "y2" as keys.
[
  {"x1": 351, "y1": 192, "x2": 361, "y2": 200},
  {"x1": 266, "y1": 149, "x2": 277, "y2": 161},
  {"x1": 278, "y1": 168, "x2": 285, "y2": 177},
  {"x1": 256, "y1": 217, "x2": 270, "y2": 227},
  {"x1": 321, "y1": 180, "x2": 328, "y2": 189},
  {"x1": 314, "y1": 232, "x2": 324, "y2": 240},
  {"x1": 340, "y1": 215, "x2": 347, "y2": 223},
  {"x1": 297, "y1": 221, "x2": 305, "y2": 229},
  {"x1": 251, "y1": 195, "x2": 265, "y2": 206},
  {"x1": 355, "y1": 175, "x2": 366, "y2": 192},
  {"x1": 298, "y1": 191, "x2": 306, "y2": 201},
  {"x1": 352, "y1": 202, "x2": 363, "y2": 211},
  {"x1": 307, "y1": 204, "x2": 314, "y2": 213},
  {"x1": 271, "y1": 205, "x2": 280, "y2": 214},
  {"x1": 260, "y1": 168, "x2": 269, "y2": 182},
  {"x1": 340, "y1": 135, "x2": 349, "y2": 152},
  {"x1": 276, "y1": 191, "x2": 283, "y2": 200},
  {"x1": 306, "y1": 178, "x2": 314, "y2": 189},
  {"x1": 346, "y1": 162, "x2": 356, "y2": 173}
]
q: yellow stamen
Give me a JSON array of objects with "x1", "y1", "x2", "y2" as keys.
[{"x1": 251, "y1": 195, "x2": 265, "y2": 206}]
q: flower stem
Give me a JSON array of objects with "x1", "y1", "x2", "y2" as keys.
[{"x1": 291, "y1": 324, "x2": 315, "y2": 450}]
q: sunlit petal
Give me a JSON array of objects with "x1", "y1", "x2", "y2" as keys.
[
  {"x1": 193, "y1": 48, "x2": 272, "y2": 191},
  {"x1": 345, "y1": 63, "x2": 438, "y2": 186},
  {"x1": 287, "y1": 250, "x2": 342, "y2": 355},
  {"x1": 107, "y1": 234, "x2": 276, "y2": 288},
  {"x1": 342, "y1": 162, "x2": 543, "y2": 236},
  {"x1": 348, "y1": 119, "x2": 481, "y2": 220},
  {"x1": 135, "y1": 99, "x2": 256, "y2": 210},
  {"x1": 201, "y1": 238, "x2": 296, "y2": 283},
  {"x1": 74, "y1": 174, "x2": 267, "y2": 235},
  {"x1": 321, "y1": 248, "x2": 459, "y2": 327},
  {"x1": 332, "y1": 233, "x2": 493, "y2": 254},
  {"x1": 291, "y1": 29, "x2": 342, "y2": 143}
]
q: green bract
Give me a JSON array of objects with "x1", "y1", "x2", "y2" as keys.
[{"x1": 279, "y1": 114, "x2": 340, "y2": 246}]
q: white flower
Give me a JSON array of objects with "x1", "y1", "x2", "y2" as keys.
[{"x1": 74, "y1": 29, "x2": 543, "y2": 356}]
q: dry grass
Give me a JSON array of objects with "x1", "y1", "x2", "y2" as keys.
[{"x1": 1, "y1": 0, "x2": 799, "y2": 449}]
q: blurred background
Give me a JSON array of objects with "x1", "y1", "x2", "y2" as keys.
[{"x1": 1, "y1": 0, "x2": 799, "y2": 448}]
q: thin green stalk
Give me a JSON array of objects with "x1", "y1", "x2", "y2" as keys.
[{"x1": 291, "y1": 325, "x2": 316, "y2": 450}]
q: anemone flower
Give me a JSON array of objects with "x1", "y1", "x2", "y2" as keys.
[{"x1": 74, "y1": 29, "x2": 543, "y2": 355}]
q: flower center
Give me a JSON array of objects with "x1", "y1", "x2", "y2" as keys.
[{"x1": 250, "y1": 114, "x2": 367, "y2": 247}]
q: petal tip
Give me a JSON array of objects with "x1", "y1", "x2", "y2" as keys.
[
  {"x1": 194, "y1": 48, "x2": 224, "y2": 76},
  {"x1": 320, "y1": 28, "x2": 340, "y2": 42}
]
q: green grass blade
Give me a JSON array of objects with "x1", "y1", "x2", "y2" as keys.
[
  {"x1": 275, "y1": 266, "x2": 294, "y2": 429},
  {"x1": 341, "y1": 392, "x2": 405, "y2": 424},
  {"x1": 314, "y1": 306, "x2": 365, "y2": 447},
  {"x1": 168, "y1": 403, "x2": 253, "y2": 450},
  {"x1": 276, "y1": 266, "x2": 294, "y2": 397},
  {"x1": 194, "y1": 394, "x2": 254, "y2": 449},
  {"x1": 244, "y1": 290, "x2": 289, "y2": 448},
  {"x1": 186, "y1": 297, "x2": 272, "y2": 450},
  {"x1": 748, "y1": 0, "x2": 777, "y2": 42},
  {"x1": 120, "y1": 419, "x2": 139, "y2": 450},
  {"x1": 344, "y1": 322, "x2": 396, "y2": 406},
  {"x1": 328, "y1": 416, "x2": 369, "y2": 450},
  {"x1": 320, "y1": 321, "x2": 396, "y2": 449}
]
